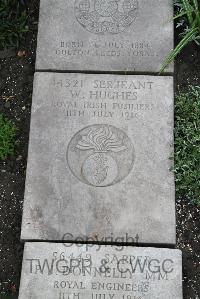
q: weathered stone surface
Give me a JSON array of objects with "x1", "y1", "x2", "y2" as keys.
[
  {"x1": 18, "y1": 243, "x2": 183, "y2": 299},
  {"x1": 21, "y1": 72, "x2": 175, "y2": 244},
  {"x1": 35, "y1": 0, "x2": 173, "y2": 73}
]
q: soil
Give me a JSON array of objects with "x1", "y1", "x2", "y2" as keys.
[{"x1": 0, "y1": 1, "x2": 199, "y2": 298}]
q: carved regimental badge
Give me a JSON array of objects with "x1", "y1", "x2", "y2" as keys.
[
  {"x1": 67, "y1": 125, "x2": 135, "y2": 187},
  {"x1": 75, "y1": 0, "x2": 139, "y2": 34}
]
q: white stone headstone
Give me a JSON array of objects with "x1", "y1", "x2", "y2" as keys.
[
  {"x1": 21, "y1": 72, "x2": 175, "y2": 245},
  {"x1": 18, "y1": 243, "x2": 183, "y2": 299},
  {"x1": 35, "y1": 0, "x2": 173, "y2": 73}
]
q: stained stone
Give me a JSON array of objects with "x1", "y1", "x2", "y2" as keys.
[
  {"x1": 21, "y1": 72, "x2": 175, "y2": 244},
  {"x1": 35, "y1": 0, "x2": 174, "y2": 73},
  {"x1": 18, "y1": 242, "x2": 183, "y2": 299}
]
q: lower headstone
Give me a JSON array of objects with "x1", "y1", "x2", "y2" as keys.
[
  {"x1": 18, "y1": 242, "x2": 183, "y2": 299},
  {"x1": 21, "y1": 73, "x2": 175, "y2": 244}
]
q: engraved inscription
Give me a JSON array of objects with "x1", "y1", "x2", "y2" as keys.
[
  {"x1": 67, "y1": 124, "x2": 134, "y2": 186},
  {"x1": 75, "y1": 0, "x2": 139, "y2": 34},
  {"x1": 23, "y1": 247, "x2": 180, "y2": 299}
]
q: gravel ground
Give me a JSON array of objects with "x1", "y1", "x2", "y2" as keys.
[{"x1": 0, "y1": 1, "x2": 199, "y2": 298}]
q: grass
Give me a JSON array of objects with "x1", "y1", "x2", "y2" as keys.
[
  {"x1": 0, "y1": 114, "x2": 17, "y2": 160},
  {"x1": 174, "y1": 86, "x2": 200, "y2": 206},
  {"x1": 160, "y1": 0, "x2": 200, "y2": 72},
  {"x1": 0, "y1": 0, "x2": 28, "y2": 49}
]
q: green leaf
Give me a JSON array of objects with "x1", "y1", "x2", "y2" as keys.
[
  {"x1": 0, "y1": 0, "x2": 28, "y2": 49},
  {"x1": 174, "y1": 86, "x2": 200, "y2": 206},
  {"x1": 160, "y1": 27, "x2": 198, "y2": 73},
  {"x1": 0, "y1": 114, "x2": 17, "y2": 160},
  {"x1": 182, "y1": 0, "x2": 193, "y2": 26}
]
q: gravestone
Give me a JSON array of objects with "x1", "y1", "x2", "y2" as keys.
[
  {"x1": 35, "y1": 0, "x2": 173, "y2": 73},
  {"x1": 18, "y1": 242, "x2": 183, "y2": 299},
  {"x1": 21, "y1": 72, "x2": 175, "y2": 244}
]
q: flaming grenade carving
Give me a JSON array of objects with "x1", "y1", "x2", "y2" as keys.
[
  {"x1": 67, "y1": 125, "x2": 135, "y2": 187},
  {"x1": 76, "y1": 126, "x2": 127, "y2": 185}
]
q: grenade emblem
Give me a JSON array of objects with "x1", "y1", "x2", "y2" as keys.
[{"x1": 67, "y1": 124, "x2": 135, "y2": 187}]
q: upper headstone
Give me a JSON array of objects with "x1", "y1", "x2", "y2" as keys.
[
  {"x1": 21, "y1": 72, "x2": 175, "y2": 244},
  {"x1": 18, "y1": 242, "x2": 183, "y2": 299},
  {"x1": 35, "y1": 0, "x2": 173, "y2": 73}
]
